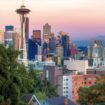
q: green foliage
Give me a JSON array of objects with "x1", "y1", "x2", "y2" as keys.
[
  {"x1": 35, "y1": 92, "x2": 47, "y2": 101},
  {"x1": 0, "y1": 45, "x2": 58, "y2": 105},
  {"x1": 78, "y1": 75, "x2": 105, "y2": 105},
  {"x1": 0, "y1": 45, "x2": 34, "y2": 105},
  {"x1": 29, "y1": 69, "x2": 58, "y2": 98}
]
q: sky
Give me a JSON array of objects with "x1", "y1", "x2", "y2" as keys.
[{"x1": 0, "y1": 0, "x2": 105, "y2": 40}]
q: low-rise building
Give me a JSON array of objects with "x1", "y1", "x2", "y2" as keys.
[
  {"x1": 64, "y1": 59, "x2": 88, "y2": 74},
  {"x1": 43, "y1": 65, "x2": 62, "y2": 86},
  {"x1": 58, "y1": 74, "x2": 98, "y2": 102},
  {"x1": 41, "y1": 96, "x2": 76, "y2": 105}
]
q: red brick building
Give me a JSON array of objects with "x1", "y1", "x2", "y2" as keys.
[
  {"x1": 72, "y1": 74, "x2": 98, "y2": 101},
  {"x1": 58, "y1": 74, "x2": 98, "y2": 103}
]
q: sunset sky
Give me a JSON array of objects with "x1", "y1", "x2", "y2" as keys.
[{"x1": 0, "y1": 0, "x2": 105, "y2": 39}]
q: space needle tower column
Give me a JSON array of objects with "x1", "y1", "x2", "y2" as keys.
[{"x1": 16, "y1": 1, "x2": 30, "y2": 65}]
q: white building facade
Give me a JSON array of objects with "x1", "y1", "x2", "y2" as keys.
[
  {"x1": 58, "y1": 75, "x2": 72, "y2": 100},
  {"x1": 64, "y1": 59, "x2": 88, "y2": 74}
]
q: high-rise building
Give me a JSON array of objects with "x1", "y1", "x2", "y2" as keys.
[
  {"x1": 0, "y1": 30, "x2": 4, "y2": 44},
  {"x1": 88, "y1": 40, "x2": 105, "y2": 67},
  {"x1": 49, "y1": 33, "x2": 56, "y2": 54},
  {"x1": 14, "y1": 32, "x2": 20, "y2": 50},
  {"x1": 32, "y1": 30, "x2": 41, "y2": 45},
  {"x1": 16, "y1": 4, "x2": 30, "y2": 65},
  {"x1": 4, "y1": 26, "x2": 20, "y2": 49},
  {"x1": 42, "y1": 23, "x2": 52, "y2": 59},
  {"x1": 58, "y1": 31, "x2": 70, "y2": 58},
  {"x1": 4, "y1": 31, "x2": 15, "y2": 48},
  {"x1": 4, "y1": 25, "x2": 14, "y2": 45},
  {"x1": 56, "y1": 44, "x2": 63, "y2": 57},
  {"x1": 43, "y1": 23, "x2": 51, "y2": 40},
  {"x1": 55, "y1": 44, "x2": 63, "y2": 65},
  {"x1": 5, "y1": 25, "x2": 14, "y2": 32},
  {"x1": 25, "y1": 17, "x2": 29, "y2": 42},
  {"x1": 28, "y1": 39, "x2": 38, "y2": 61},
  {"x1": 61, "y1": 34, "x2": 70, "y2": 58}
]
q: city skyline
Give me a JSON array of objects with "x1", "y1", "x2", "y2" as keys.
[{"x1": 0, "y1": 0, "x2": 105, "y2": 39}]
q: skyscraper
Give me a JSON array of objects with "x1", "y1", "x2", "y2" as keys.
[
  {"x1": 61, "y1": 34, "x2": 70, "y2": 58},
  {"x1": 14, "y1": 32, "x2": 20, "y2": 50},
  {"x1": 43, "y1": 23, "x2": 51, "y2": 41},
  {"x1": 4, "y1": 30, "x2": 15, "y2": 48},
  {"x1": 32, "y1": 30, "x2": 41, "y2": 45},
  {"x1": 88, "y1": 40, "x2": 104, "y2": 67},
  {"x1": 25, "y1": 17, "x2": 29, "y2": 42},
  {"x1": 5, "y1": 26, "x2": 14, "y2": 31},
  {"x1": 5, "y1": 25, "x2": 14, "y2": 45},
  {"x1": 16, "y1": 4, "x2": 30, "y2": 65},
  {"x1": 49, "y1": 33, "x2": 57, "y2": 54},
  {"x1": 28, "y1": 39, "x2": 38, "y2": 61},
  {"x1": 4, "y1": 25, "x2": 20, "y2": 49},
  {"x1": 55, "y1": 44, "x2": 63, "y2": 65}
]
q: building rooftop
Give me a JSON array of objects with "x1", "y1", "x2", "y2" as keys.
[{"x1": 41, "y1": 96, "x2": 76, "y2": 105}]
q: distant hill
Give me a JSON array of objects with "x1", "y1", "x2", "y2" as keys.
[
  {"x1": 73, "y1": 35, "x2": 105, "y2": 47},
  {"x1": 95, "y1": 35, "x2": 105, "y2": 41},
  {"x1": 73, "y1": 40, "x2": 91, "y2": 47}
]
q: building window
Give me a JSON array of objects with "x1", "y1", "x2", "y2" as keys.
[
  {"x1": 89, "y1": 82, "x2": 91, "y2": 84},
  {"x1": 66, "y1": 91, "x2": 68, "y2": 93},
  {"x1": 72, "y1": 91, "x2": 74, "y2": 94},
  {"x1": 66, "y1": 87, "x2": 68, "y2": 89},
  {"x1": 84, "y1": 82, "x2": 87, "y2": 84},
  {"x1": 66, "y1": 95, "x2": 68, "y2": 97},
  {"x1": 66, "y1": 79, "x2": 68, "y2": 81},
  {"x1": 66, "y1": 83, "x2": 68, "y2": 85},
  {"x1": 84, "y1": 78, "x2": 87, "y2": 80}
]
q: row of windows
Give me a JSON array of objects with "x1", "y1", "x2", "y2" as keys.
[
  {"x1": 64, "y1": 87, "x2": 68, "y2": 89},
  {"x1": 72, "y1": 81, "x2": 96, "y2": 85},
  {"x1": 64, "y1": 91, "x2": 68, "y2": 93},
  {"x1": 63, "y1": 79, "x2": 68, "y2": 81},
  {"x1": 63, "y1": 83, "x2": 68, "y2": 85},
  {"x1": 64, "y1": 95, "x2": 68, "y2": 98},
  {"x1": 83, "y1": 82, "x2": 96, "y2": 84}
]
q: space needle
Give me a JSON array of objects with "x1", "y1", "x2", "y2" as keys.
[{"x1": 16, "y1": 0, "x2": 30, "y2": 65}]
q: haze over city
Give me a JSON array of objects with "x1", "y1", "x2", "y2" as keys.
[
  {"x1": 0, "y1": 0, "x2": 105, "y2": 39},
  {"x1": 1, "y1": 0, "x2": 105, "y2": 105}
]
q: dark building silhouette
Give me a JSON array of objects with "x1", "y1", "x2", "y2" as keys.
[
  {"x1": 25, "y1": 17, "x2": 29, "y2": 42},
  {"x1": 5, "y1": 25, "x2": 14, "y2": 31},
  {"x1": 49, "y1": 34, "x2": 56, "y2": 54},
  {"x1": 28, "y1": 39, "x2": 38, "y2": 60},
  {"x1": 32, "y1": 30, "x2": 41, "y2": 45},
  {"x1": 61, "y1": 35, "x2": 70, "y2": 58}
]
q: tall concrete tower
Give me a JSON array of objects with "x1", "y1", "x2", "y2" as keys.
[
  {"x1": 16, "y1": 2, "x2": 30, "y2": 65},
  {"x1": 43, "y1": 23, "x2": 51, "y2": 40}
]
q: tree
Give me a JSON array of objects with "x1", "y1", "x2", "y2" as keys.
[
  {"x1": 28, "y1": 68, "x2": 58, "y2": 99},
  {"x1": 0, "y1": 45, "x2": 58, "y2": 104},
  {"x1": 78, "y1": 75, "x2": 105, "y2": 105},
  {"x1": 0, "y1": 45, "x2": 34, "y2": 105}
]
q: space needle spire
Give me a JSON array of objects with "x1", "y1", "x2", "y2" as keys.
[
  {"x1": 16, "y1": 0, "x2": 30, "y2": 66},
  {"x1": 22, "y1": 0, "x2": 24, "y2": 5}
]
